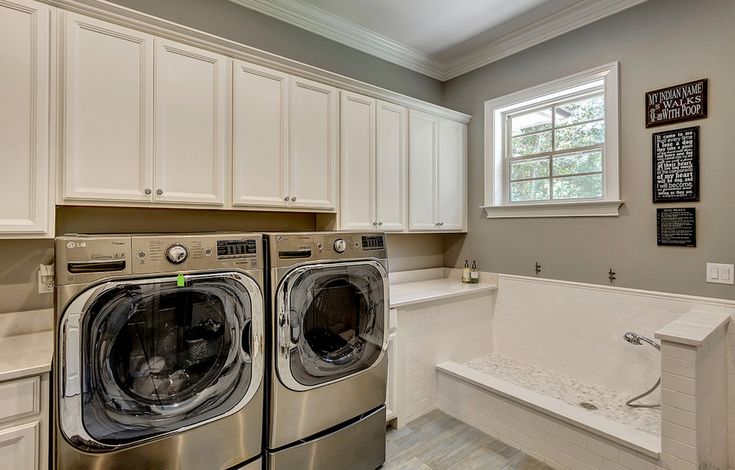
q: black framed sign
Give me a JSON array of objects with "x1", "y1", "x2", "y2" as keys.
[
  {"x1": 652, "y1": 126, "x2": 699, "y2": 203},
  {"x1": 657, "y1": 208, "x2": 696, "y2": 247},
  {"x1": 645, "y1": 79, "x2": 707, "y2": 128}
]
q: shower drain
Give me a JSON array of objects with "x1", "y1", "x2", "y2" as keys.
[{"x1": 579, "y1": 402, "x2": 598, "y2": 411}]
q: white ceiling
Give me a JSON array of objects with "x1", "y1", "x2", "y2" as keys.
[{"x1": 229, "y1": 0, "x2": 648, "y2": 80}]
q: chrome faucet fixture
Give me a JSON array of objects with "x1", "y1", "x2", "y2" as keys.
[{"x1": 623, "y1": 332, "x2": 661, "y2": 350}]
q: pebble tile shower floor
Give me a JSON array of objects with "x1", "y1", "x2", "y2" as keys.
[{"x1": 464, "y1": 354, "x2": 661, "y2": 436}]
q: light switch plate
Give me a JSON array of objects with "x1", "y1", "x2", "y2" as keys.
[{"x1": 706, "y1": 263, "x2": 734, "y2": 285}]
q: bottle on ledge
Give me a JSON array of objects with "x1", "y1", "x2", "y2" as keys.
[
  {"x1": 462, "y1": 260, "x2": 471, "y2": 284},
  {"x1": 470, "y1": 261, "x2": 479, "y2": 284}
]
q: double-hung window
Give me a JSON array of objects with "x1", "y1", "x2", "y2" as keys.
[{"x1": 483, "y1": 63, "x2": 621, "y2": 218}]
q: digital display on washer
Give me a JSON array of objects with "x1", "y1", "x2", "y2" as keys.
[
  {"x1": 217, "y1": 239, "x2": 257, "y2": 259},
  {"x1": 361, "y1": 235, "x2": 384, "y2": 250}
]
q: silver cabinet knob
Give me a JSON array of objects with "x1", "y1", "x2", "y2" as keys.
[
  {"x1": 284, "y1": 196, "x2": 290, "y2": 201},
  {"x1": 144, "y1": 188, "x2": 152, "y2": 195},
  {"x1": 156, "y1": 189, "x2": 163, "y2": 196},
  {"x1": 378, "y1": 222, "x2": 383, "y2": 226},
  {"x1": 372, "y1": 222, "x2": 377, "y2": 226},
  {"x1": 291, "y1": 197, "x2": 297, "y2": 202},
  {"x1": 436, "y1": 222, "x2": 444, "y2": 226}
]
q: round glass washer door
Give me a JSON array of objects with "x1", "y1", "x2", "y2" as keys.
[
  {"x1": 58, "y1": 272, "x2": 263, "y2": 450},
  {"x1": 276, "y1": 261, "x2": 388, "y2": 390}
]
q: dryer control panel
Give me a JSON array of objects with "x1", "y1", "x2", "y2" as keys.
[{"x1": 268, "y1": 232, "x2": 387, "y2": 268}]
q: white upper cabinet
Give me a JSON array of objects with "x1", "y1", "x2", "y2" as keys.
[
  {"x1": 341, "y1": 95, "x2": 408, "y2": 232},
  {"x1": 375, "y1": 100, "x2": 407, "y2": 232},
  {"x1": 289, "y1": 77, "x2": 338, "y2": 210},
  {"x1": 437, "y1": 119, "x2": 467, "y2": 230},
  {"x1": 408, "y1": 110, "x2": 467, "y2": 231},
  {"x1": 408, "y1": 110, "x2": 438, "y2": 231},
  {"x1": 64, "y1": 12, "x2": 153, "y2": 203},
  {"x1": 154, "y1": 39, "x2": 227, "y2": 205},
  {"x1": 232, "y1": 60, "x2": 289, "y2": 208},
  {"x1": 340, "y1": 91, "x2": 376, "y2": 231},
  {"x1": 0, "y1": 0, "x2": 52, "y2": 237}
]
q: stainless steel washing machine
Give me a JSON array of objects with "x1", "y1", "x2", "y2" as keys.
[
  {"x1": 53, "y1": 233, "x2": 265, "y2": 470},
  {"x1": 265, "y1": 232, "x2": 389, "y2": 470}
]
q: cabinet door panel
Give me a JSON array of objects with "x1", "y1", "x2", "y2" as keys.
[
  {"x1": 233, "y1": 61, "x2": 289, "y2": 207},
  {"x1": 64, "y1": 13, "x2": 153, "y2": 203},
  {"x1": 408, "y1": 110, "x2": 438, "y2": 231},
  {"x1": 376, "y1": 101, "x2": 407, "y2": 232},
  {"x1": 0, "y1": 0, "x2": 51, "y2": 236},
  {"x1": 289, "y1": 77, "x2": 338, "y2": 210},
  {"x1": 154, "y1": 39, "x2": 226, "y2": 205},
  {"x1": 340, "y1": 91, "x2": 375, "y2": 230},
  {"x1": 437, "y1": 120, "x2": 466, "y2": 230},
  {"x1": 0, "y1": 422, "x2": 38, "y2": 470}
]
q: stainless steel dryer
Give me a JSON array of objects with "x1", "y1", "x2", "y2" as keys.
[
  {"x1": 265, "y1": 232, "x2": 389, "y2": 470},
  {"x1": 54, "y1": 233, "x2": 265, "y2": 470}
]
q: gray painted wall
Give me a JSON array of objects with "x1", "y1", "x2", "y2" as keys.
[
  {"x1": 105, "y1": 0, "x2": 444, "y2": 104},
  {"x1": 443, "y1": 0, "x2": 735, "y2": 299}
]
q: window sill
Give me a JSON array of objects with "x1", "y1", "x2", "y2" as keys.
[{"x1": 481, "y1": 200, "x2": 623, "y2": 219}]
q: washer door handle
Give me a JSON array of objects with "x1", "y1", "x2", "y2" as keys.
[{"x1": 241, "y1": 320, "x2": 252, "y2": 357}]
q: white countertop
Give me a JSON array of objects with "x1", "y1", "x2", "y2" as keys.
[
  {"x1": 0, "y1": 330, "x2": 53, "y2": 382},
  {"x1": 389, "y1": 268, "x2": 497, "y2": 309}
]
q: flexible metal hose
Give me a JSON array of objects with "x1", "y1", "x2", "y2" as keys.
[{"x1": 625, "y1": 377, "x2": 661, "y2": 408}]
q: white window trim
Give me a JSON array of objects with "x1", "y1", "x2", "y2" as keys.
[{"x1": 482, "y1": 62, "x2": 622, "y2": 218}]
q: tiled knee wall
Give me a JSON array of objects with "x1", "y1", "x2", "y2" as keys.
[
  {"x1": 396, "y1": 294, "x2": 495, "y2": 424},
  {"x1": 660, "y1": 331, "x2": 728, "y2": 470}
]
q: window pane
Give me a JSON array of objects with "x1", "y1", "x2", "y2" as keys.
[
  {"x1": 554, "y1": 121, "x2": 604, "y2": 151},
  {"x1": 510, "y1": 158, "x2": 549, "y2": 181},
  {"x1": 510, "y1": 179, "x2": 550, "y2": 202},
  {"x1": 554, "y1": 94, "x2": 604, "y2": 126},
  {"x1": 553, "y1": 151, "x2": 603, "y2": 176},
  {"x1": 511, "y1": 131, "x2": 551, "y2": 157},
  {"x1": 552, "y1": 174, "x2": 603, "y2": 199},
  {"x1": 511, "y1": 108, "x2": 552, "y2": 136}
]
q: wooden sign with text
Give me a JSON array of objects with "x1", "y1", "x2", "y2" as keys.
[{"x1": 646, "y1": 79, "x2": 707, "y2": 128}]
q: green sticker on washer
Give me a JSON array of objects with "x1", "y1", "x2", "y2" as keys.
[{"x1": 176, "y1": 274, "x2": 185, "y2": 287}]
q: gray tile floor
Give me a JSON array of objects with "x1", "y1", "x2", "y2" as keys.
[{"x1": 382, "y1": 410, "x2": 553, "y2": 470}]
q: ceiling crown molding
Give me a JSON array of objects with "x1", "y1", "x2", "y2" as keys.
[
  {"x1": 229, "y1": 0, "x2": 648, "y2": 82},
  {"x1": 443, "y1": 0, "x2": 649, "y2": 80},
  {"x1": 228, "y1": 0, "x2": 445, "y2": 79}
]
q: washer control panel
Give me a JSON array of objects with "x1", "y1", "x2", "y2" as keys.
[{"x1": 132, "y1": 234, "x2": 262, "y2": 273}]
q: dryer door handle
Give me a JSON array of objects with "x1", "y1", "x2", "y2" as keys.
[{"x1": 241, "y1": 320, "x2": 252, "y2": 357}]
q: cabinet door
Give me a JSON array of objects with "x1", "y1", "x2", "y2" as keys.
[
  {"x1": 437, "y1": 120, "x2": 466, "y2": 231},
  {"x1": 0, "y1": 422, "x2": 38, "y2": 470},
  {"x1": 408, "y1": 110, "x2": 438, "y2": 231},
  {"x1": 232, "y1": 61, "x2": 289, "y2": 207},
  {"x1": 154, "y1": 39, "x2": 226, "y2": 205},
  {"x1": 340, "y1": 91, "x2": 375, "y2": 230},
  {"x1": 376, "y1": 101, "x2": 407, "y2": 232},
  {"x1": 0, "y1": 0, "x2": 51, "y2": 236},
  {"x1": 64, "y1": 13, "x2": 153, "y2": 203},
  {"x1": 289, "y1": 77, "x2": 338, "y2": 210}
]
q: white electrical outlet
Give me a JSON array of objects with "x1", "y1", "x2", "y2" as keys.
[
  {"x1": 706, "y1": 263, "x2": 734, "y2": 285},
  {"x1": 38, "y1": 264, "x2": 54, "y2": 294}
]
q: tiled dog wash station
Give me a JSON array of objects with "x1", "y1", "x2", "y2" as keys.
[{"x1": 0, "y1": 0, "x2": 734, "y2": 469}]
